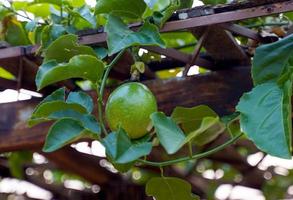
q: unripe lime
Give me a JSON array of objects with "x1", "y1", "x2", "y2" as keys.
[{"x1": 105, "y1": 82, "x2": 157, "y2": 139}]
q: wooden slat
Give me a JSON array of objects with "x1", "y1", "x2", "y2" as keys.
[{"x1": 0, "y1": 67, "x2": 253, "y2": 153}]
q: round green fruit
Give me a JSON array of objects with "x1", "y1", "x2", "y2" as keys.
[{"x1": 105, "y1": 82, "x2": 157, "y2": 139}]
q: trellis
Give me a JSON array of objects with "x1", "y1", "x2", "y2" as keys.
[{"x1": 0, "y1": 0, "x2": 292, "y2": 199}]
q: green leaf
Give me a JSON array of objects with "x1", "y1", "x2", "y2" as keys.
[
  {"x1": 105, "y1": 15, "x2": 165, "y2": 55},
  {"x1": 102, "y1": 128, "x2": 152, "y2": 164},
  {"x1": 29, "y1": 89, "x2": 98, "y2": 131},
  {"x1": 236, "y1": 82, "x2": 292, "y2": 159},
  {"x1": 29, "y1": 101, "x2": 88, "y2": 126},
  {"x1": 40, "y1": 24, "x2": 67, "y2": 49},
  {"x1": 4, "y1": 17, "x2": 30, "y2": 46},
  {"x1": 26, "y1": 3, "x2": 51, "y2": 18},
  {"x1": 202, "y1": 0, "x2": 226, "y2": 4},
  {"x1": 66, "y1": 0, "x2": 85, "y2": 7},
  {"x1": 68, "y1": 6, "x2": 97, "y2": 30},
  {"x1": 36, "y1": 55, "x2": 104, "y2": 90},
  {"x1": 49, "y1": 110, "x2": 100, "y2": 134},
  {"x1": 146, "y1": 177, "x2": 199, "y2": 200},
  {"x1": 171, "y1": 105, "x2": 217, "y2": 125},
  {"x1": 43, "y1": 118, "x2": 86, "y2": 152},
  {"x1": 12, "y1": 1, "x2": 29, "y2": 10},
  {"x1": 186, "y1": 117, "x2": 224, "y2": 146},
  {"x1": 144, "y1": 0, "x2": 159, "y2": 8},
  {"x1": 93, "y1": 47, "x2": 108, "y2": 59},
  {"x1": 44, "y1": 34, "x2": 97, "y2": 63},
  {"x1": 95, "y1": 0, "x2": 147, "y2": 19},
  {"x1": 252, "y1": 34, "x2": 293, "y2": 85},
  {"x1": 67, "y1": 91, "x2": 94, "y2": 113},
  {"x1": 8, "y1": 151, "x2": 32, "y2": 179},
  {"x1": 171, "y1": 105, "x2": 223, "y2": 145},
  {"x1": 0, "y1": 67, "x2": 15, "y2": 80},
  {"x1": 150, "y1": 112, "x2": 185, "y2": 154}
]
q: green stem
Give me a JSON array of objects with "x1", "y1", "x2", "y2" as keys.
[
  {"x1": 97, "y1": 49, "x2": 126, "y2": 136},
  {"x1": 60, "y1": 0, "x2": 63, "y2": 19},
  {"x1": 138, "y1": 132, "x2": 243, "y2": 167},
  {"x1": 188, "y1": 142, "x2": 193, "y2": 158}
]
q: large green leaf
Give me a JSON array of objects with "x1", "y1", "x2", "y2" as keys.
[
  {"x1": 105, "y1": 14, "x2": 165, "y2": 55},
  {"x1": 171, "y1": 105, "x2": 223, "y2": 145},
  {"x1": 102, "y1": 128, "x2": 152, "y2": 164},
  {"x1": 146, "y1": 177, "x2": 199, "y2": 200},
  {"x1": 29, "y1": 89, "x2": 98, "y2": 133},
  {"x1": 252, "y1": 34, "x2": 293, "y2": 85},
  {"x1": 43, "y1": 118, "x2": 86, "y2": 152},
  {"x1": 236, "y1": 82, "x2": 292, "y2": 159},
  {"x1": 95, "y1": 0, "x2": 147, "y2": 19},
  {"x1": 36, "y1": 55, "x2": 104, "y2": 90},
  {"x1": 44, "y1": 34, "x2": 97, "y2": 62},
  {"x1": 151, "y1": 112, "x2": 185, "y2": 154}
]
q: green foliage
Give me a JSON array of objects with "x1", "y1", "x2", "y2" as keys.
[
  {"x1": 105, "y1": 14, "x2": 165, "y2": 55},
  {"x1": 43, "y1": 118, "x2": 88, "y2": 152},
  {"x1": 237, "y1": 35, "x2": 293, "y2": 159},
  {"x1": 8, "y1": 151, "x2": 33, "y2": 179},
  {"x1": 2, "y1": 16, "x2": 30, "y2": 46},
  {"x1": 68, "y1": 5, "x2": 97, "y2": 30},
  {"x1": 252, "y1": 35, "x2": 293, "y2": 85},
  {"x1": 146, "y1": 177, "x2": 199, "y2": 200},
  {"x1": 95, "y1": 0, "x2": 147, "y2": 19},
  {"x1": 0, "y1": 67, "x2": 15, "y2": 80},
  {"x1": 44, "y1": 34, "x2": 97, "y2": 62},
  {"x1": 151, "y1": 112, "x2": 186, "y2": 154},
  {"x1": 36, "y1": 55, "x2": 104, "y2": 90},
  {"x1": 29, "y1": 88, "x2": 98, "y2": 127},
  {"x1": 40, "y1": 24, "x2": 67, "y2": 49},
  {"x1": 102, "y1": 128, "x2": 152, "y2": 164},
  {"x1": 171, "y1": 106, "x2": 224, "y2": 146},
  {"x1": 202, "y1": 0, "x2": 226, "y2": 5},
  {"x1": 237, "y1": 82, "x2": 292, "y2": 159}
]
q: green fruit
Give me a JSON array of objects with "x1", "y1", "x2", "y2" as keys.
[{"x1": 105, "y1": 82, "x2": 157, "y2": 139}]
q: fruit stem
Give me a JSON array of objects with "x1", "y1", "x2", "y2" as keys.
[
  {"x1": 137, "y1": 132, "x2": 243, "y2": 167},
  {"x1": 98, "y1": 49, "x2": 126, "y2": 136}
]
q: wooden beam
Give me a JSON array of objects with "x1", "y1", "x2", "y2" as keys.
[{"x1": 0, "y1": 67, "x2": 253, "y2": 153}]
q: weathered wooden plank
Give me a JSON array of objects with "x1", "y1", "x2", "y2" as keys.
[{"x1": 0, "y1": 67, "x2": 252, "y2": 152}]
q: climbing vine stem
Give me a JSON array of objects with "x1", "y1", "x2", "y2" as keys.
[
  {"x1": 97, "y1": 49, "x2": 127, "y2": 136},
  {"x1": 138, "y1": 132, "x2": 243, "y2": 167}
]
